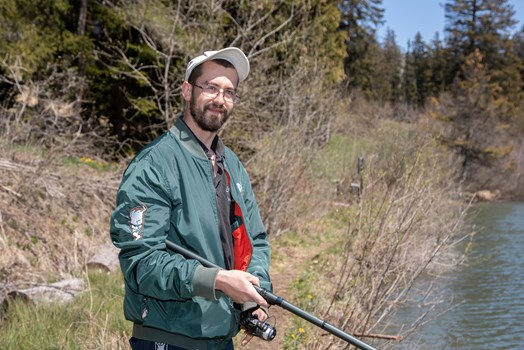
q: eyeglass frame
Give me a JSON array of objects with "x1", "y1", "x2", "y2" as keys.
[{"x1": 191, "y1": 82, "x2": 240, "y2": 104}]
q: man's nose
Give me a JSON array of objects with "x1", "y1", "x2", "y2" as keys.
[{"x1": 213, "y1": 90, "x2": 227, "y2": 103}]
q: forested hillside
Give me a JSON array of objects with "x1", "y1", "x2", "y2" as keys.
[
  {"x1": 1, "y1": 0, "x2": 523, "y2": 198},
  {"x1": 1, "y1": 0, "x2": 523, "y2": 349}
]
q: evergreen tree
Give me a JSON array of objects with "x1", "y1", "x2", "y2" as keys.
[
  {"x1": 375, "y1": 28, "x2": 402, "y2": 103},
  {"x1": 339, "y1": 0, "x2": 384, "y2": 97},
  {"x1": 411, "y1": 32, "x2": 433, "y2": 106},
  {"x1": 428, "y1": 32, "x2": 450, "y2": 98},
  {"x1": 402, "y1": 40, "x2": 418, "y2": 106},
  {"x1": 0, "y1": 0, "x2": 79, "y2": 78},
  {"x1": 0, "y1": 0, "x2": 100, "y2": 144},
  {"x1": 511, "y1": 26, "x2": 524, "y2": 133},
  {"x1": 444, "y1": 0, "x2": 521, "y2": 104},
  {"x1": 514, "y1": 25, "x2": 524, "y2": 93},
  {"x1": 441, "y1": 49, "x2": 514, "y2": 189}
]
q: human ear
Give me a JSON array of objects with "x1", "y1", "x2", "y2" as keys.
[{"x1": 181, "y1": 81, "x2": 192, "y2": 101}]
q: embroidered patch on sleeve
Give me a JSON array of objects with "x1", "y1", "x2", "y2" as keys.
[{"x1": 129, "y1": 204, "x2": 147, "y2": 240}]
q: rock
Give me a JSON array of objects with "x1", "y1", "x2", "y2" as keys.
[
  {"x1": 474, "y1": 189, "x2": 501, "y2": 202},
  {"x1": 86, "y1": 242, "x2": 120, "y2": 272}
]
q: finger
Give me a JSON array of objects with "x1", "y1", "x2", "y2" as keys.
[
  {"x1": 252, "y1": 287, "x2": 269, "y2": 307},
  {"x1": 241, "y1": 333, "x2": 254, "y2": 346},
  {"x1": 253, "y1": 308, "x2": 268, "y2": 322},
  {"x1": 246, "y1": 274, "x2": 260, "y2": 286}
]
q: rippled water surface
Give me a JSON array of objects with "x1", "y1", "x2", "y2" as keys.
[{"x1": 391, "y1": 202, "x2": 524, "y2": 349}]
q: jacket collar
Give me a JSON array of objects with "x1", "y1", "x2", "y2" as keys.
[{"x1": 170, "y1": 117, "x2": 226, "y2": 160}]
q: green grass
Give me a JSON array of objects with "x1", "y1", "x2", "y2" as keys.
[
  {"x1": 281, "y1": 264, "x2": 321, "y2": 349},
  {"x1": 312, "y1": 119, "x2": 419, "y2": 184},
  {"x1": 311, "y1": 133, "x2": 371, "y2": 181},
  {"x1": 60, "y1": 156, "x2": 116, "y2": 172},
  {"x1": 0, "y1": 271, "x2": 130, "y2": 350}
]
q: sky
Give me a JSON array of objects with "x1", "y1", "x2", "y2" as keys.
[{"x1": 378, "y1": 0, "x2": 524, "y2": 49}]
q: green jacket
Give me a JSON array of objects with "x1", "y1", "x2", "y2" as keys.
[{"x1": 110, "y1": 118, "x2": 271, "y2": 349}]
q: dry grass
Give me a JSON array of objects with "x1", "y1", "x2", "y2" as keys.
[{"x1": 0, "y1": 142, "x2": 124, "y2": 296}]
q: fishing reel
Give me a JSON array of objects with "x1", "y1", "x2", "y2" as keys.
[{"x1": 240, "y1": 311, "x2": 277, "y2": 341}]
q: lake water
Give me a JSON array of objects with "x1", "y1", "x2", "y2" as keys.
[{"x1": 390, "y1": 201, "x2": 524, "y2": 349}]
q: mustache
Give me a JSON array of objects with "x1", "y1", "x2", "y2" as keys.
[{"x1": 205, "y1": 103, "x2": 227, "y2": 113}]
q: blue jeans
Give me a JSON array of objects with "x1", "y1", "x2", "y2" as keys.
[{"x1": 129, "y1": 337, "x2": 234, "y2": 350}]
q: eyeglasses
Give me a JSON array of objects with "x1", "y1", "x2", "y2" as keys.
[{"x1": 192, "y1": 83, "x2": 240, "y2": 103}]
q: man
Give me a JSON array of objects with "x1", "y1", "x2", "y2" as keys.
[{"x1": 110, "y1": 47, "x2": 272, "y2": 350}]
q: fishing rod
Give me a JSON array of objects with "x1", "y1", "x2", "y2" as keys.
[{"x1": 165, "y1": 239, "x2": 379, "y2": 350}]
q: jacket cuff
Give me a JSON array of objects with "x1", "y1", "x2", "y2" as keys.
[{"x1": 192, "y1": 265, "x2": 219, "y2": 300}]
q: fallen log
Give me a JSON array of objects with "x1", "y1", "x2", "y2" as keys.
[{"x1": 6, "y1": 278, "x2": 85, "y2": 305}]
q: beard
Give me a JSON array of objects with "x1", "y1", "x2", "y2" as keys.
[{"x1": 189, "y1": 95, "x2": 231, "y2": 132}]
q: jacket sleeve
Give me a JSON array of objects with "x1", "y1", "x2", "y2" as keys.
[{"x1": 110, "y1": 156, "x2": 218, "y2": 301}]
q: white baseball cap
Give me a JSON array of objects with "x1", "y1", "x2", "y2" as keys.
[{"x1": 185, "y1": 47, "x2": 250, "y2": 83}]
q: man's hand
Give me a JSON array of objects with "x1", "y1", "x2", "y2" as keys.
[{"x1": 215, "y1": 270, "x2": 269, "y2": 307}]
